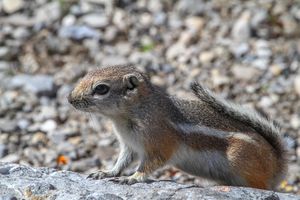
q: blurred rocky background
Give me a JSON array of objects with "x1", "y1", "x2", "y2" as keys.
[{"x1": 0, "y1": 0, "x2": 299, "y2": 194}]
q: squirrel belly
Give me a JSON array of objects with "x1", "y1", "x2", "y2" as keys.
[{"x1": 68, "y1": 65, "x2": 287, "y2": 190}]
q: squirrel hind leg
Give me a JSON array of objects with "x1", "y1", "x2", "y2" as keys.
[{"x1": 227, "y1": 133, "x2": 279, "y2": 190}]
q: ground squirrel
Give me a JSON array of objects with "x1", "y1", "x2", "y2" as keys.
[{"x1": 68, "y1": 65, "x2": 287, "y2": 190}]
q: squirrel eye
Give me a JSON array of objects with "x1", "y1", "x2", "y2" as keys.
[{"x1": 93, "y1": 84, "x2": 110, "y2": 95}]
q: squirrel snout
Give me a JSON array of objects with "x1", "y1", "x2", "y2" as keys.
[{"x1": 67, "y1": 92, "x2": 92, "y2": 110}]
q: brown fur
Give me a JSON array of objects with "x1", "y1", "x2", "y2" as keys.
[
  {"x1": 227, "y1": 133, "x2": 278, "y2": 189},
  {"x1": 138, "y1": 124, "x2": 180, "y2": 173}
]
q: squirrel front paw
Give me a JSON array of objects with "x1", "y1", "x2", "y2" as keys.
[
  {"x1": 87, "y1": 170, "x2": 119, "y2": 180},
  {"x1": 113, "y1": 171, "x2": 147, "y2": 185}
]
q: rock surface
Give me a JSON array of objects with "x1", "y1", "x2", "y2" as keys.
[{"x1": 0, "y1": 162, "x2": 298, "y2": 200}]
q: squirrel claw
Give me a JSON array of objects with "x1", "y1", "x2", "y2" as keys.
[
  {"x1": 112, "y1": 172, "x2": 147, "y2": 185},
  {"x1": 87, "y1": 170, "x2": 117, "y2": 180},
  {"x1": 112, "y1": 177, "x2": 138, "y2": 185}
]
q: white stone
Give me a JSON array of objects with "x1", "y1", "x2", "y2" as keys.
[
  {"x1": 185, "y1": 16, "x2": 205, "y2": 32},
  {"x1": 231, "y1": 43, "x2": 249, "y2": 58},
  {"x1": 178, "y1": 31, "x2": 195, "y2": 45},
  {"x1": 270, "y1": 64, "x2": 283, "y2": 76},
  {"x1": 294, "y1": 75, "x2": 300, "y2": 96},
  {"x1": 232, "y1": 65, "x2": 260, "y2": 81},
  {"x1": 10, "y1": 74, "x2": 54, "y2": 94},
  {"x1": 280, "y1": 14, "x2": 299, "y2": 36},
  {"x1": 291, "y1": 115, "x2": 300, "y2": 129},
  {"x1": 62, "y1": 15, "x2": 76, "y2": 26},
  {"x1": 166, "y1": 43, "x2": 185, "y2": 61},
  {"x1": 259, "y1": 96, "x2": 273, "y2": 108},
  {"x1": 252, "y1": 58, "x2": 269, "y2": 70},
  {"x1": 199, "y1": 51, "x2": 215, "y2": 64},
  {"x1": 212, "y1": 69, "x2": 229, "y2": 87},
  {"x1": 81, "y1": 13, "x2": 109, "y2": 28},
  {"x1": 140, "y1": 13, "x2": 152, "y2": 26},
  {"x1": 113, "y1": 9, "x2": 128, "y2": 31},
  {"x1": 100, "y1": 55, "x2": 127, "y2": 66},
  {"x1": 35, "y1": 2, "x2": 61, "y2": 24},
  {"x1": 2, "y1": 0, "x2": 24, "y2": 13},
  {"x1": 40, "y1": 120, "x2": 57, "y2": 133},
  {"x1": 231, "y1": 11, "x2": 251, "y2": 42}
]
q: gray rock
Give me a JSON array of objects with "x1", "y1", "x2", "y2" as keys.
[
  {"x1": 71, "y1": 157, "x2": 101, "y2": 172},
  {"x1": 256, "y1": 48, "x2": 272, "y2": 58},
  {"x1": 0, "y1": 61, "x2": 11, "y2": 71},
  {"x1": 48, "y1": 126, "x2": 78, "y2": 144},
  {"x1": 166, "y1": 43, "x2": 186, "y2": 61},
  {"x1": 230, "y1": 43, "x2": 249, "y2": 58},
  {"x1": 148, "y1": 0, "x2": 163, "y2": 13},
  {"x1": 0, "y1": 47, "x2": 10, "y2": 60},
  {"x1": 57, "y1": 85, "x2": 73, "y2": 104},
  {"x1": 168, "y1": 14, "x2": 183, "y2": 29},
  {"x1": 280, "y1": 14, "x2": 299, "y2": 36},
  {"x1": 0, "y1": 163, "x2": 298, "y2": 200},
  {"x1": 185, "y1": 16, "x2": 205, "y2": 32},
  {"x1": 211, "y1": 69, "x2": 230, "y2": 87},
  {"x1": 12, "y1": 27, "x2": 30, "y2": 40},
  {"x1": 284, "y1": 136, "x2": 296, "y2": 150},
  {"x1": 46, "y1": 35, "x2": 70, "y2": 54},
  {"x1": 113, "y1": 9, "x2": 129, "y2": 31},
  {"x1": 252, "y1": 58, "x2": 269, "y2": 70},
  {"x1": 0, "y1": 14, "x2": 36, "y2": 27},
  {"x1": 0, "y1": 194, "x2": 18, "y2": 200},
  {"x1": 26, "y1": 123, "x2": 41, "y2": 132},
  {"x1": 34, "y1": 1, "x2": 61, "y2": 26},
  {"x1": 231, "y1": 11, "x2": 251, "y2": 42},
  {"x1": 80, "y1": 13, "x2": 109, "y2": 28},
  {"x1": 0, "y1": 144, "x2": 8, "y2": 158},
  {"x1": 178, "y1": 30, "x2": 197, "y2": 46},
  {"x1": 0, "y1": 154, "x2": 19, "y2": 163},
  {"x1": 104, "y1": 26, "x2": 118, "y2": 42},
  {"x1": 291, "y1": 5, "x2": 300, "y2": 21},
  {"x1": 0, "y1": 119, "x2": 17, "y2": 132},
  {"x1": 199, "y1": 51, "x2": 215, "y2": 64},
  {"x1": 100, "y1": 56, "x2": 128, "y2": 66},
  {"x1": 232, "y1": 65, "x2": 260, "y2": 81},
  {"x1": 116, "y1": 42, "x2": 132, "y2": 56},
  {"x1": 9, "y1": 74, "x2": 55, "y2": 96},
  {"x1": 251, "y1": 9, "x2": 267, "y2": 28},
  {"x1": 59, "y1": 25, "x2": 101, "y2": 40},
  {"x1": 153, "y1": 12, "x2": 166, "y2": 26},
  {"x1": 35, "y1": 106, "x2": 57, "y2": 122},
  {"x1": 175, "y1": 0, "x2": 205, "y2": 15},
  {"x1": 17, "y1": 119, "x2": 30, "y2": 130}
]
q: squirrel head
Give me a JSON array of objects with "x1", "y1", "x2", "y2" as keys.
[{"x1": 68, "y1": 65, "x2": 153, "y2": 117}]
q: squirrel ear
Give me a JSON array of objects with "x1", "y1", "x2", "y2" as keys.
[{"x1": 123, "y1": 74, "x2": 140, "y2": 90}]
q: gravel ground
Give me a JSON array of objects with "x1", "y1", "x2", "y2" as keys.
[{"x1": 0, "y1": 0, "x2": 299, "y2": 194}]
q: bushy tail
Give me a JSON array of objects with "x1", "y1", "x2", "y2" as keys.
[{"x1": 190, "y1": 82, "x2": 286, "y2": 162}]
